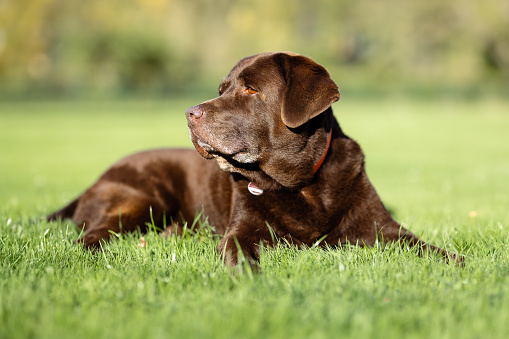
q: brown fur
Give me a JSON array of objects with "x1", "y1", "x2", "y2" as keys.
[{"x1": 48, "y1": 52, "x2": 463, "y2": 265}]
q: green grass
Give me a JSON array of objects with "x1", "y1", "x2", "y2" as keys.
[{"x1": 1, "y1": 98, "x2": 509, "y2": 339}]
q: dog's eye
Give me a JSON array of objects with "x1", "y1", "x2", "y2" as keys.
[{"x1": 245, "y1": 87, "x2": 258, "y2": 95}]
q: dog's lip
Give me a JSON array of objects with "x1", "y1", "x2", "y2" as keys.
[
  {"x1": 189, "y1": 130, "x2": 256, "y2": 163},
  {"x1": 189, "y1": 130, "x2": 214, "y2": 159},
  {"x1": 231, "y1": 151, "x2": 257, "y2": 164},
  {"x1": 191, "y1": 130, "x2": 222, "y2": 154},
  {"x1": 196, "y1": 136, "x2": 215, "y2": 152}
]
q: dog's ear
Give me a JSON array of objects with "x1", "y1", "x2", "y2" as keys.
[{"x1": 277, "y1": 53, "x2": 340, "y2": 128}]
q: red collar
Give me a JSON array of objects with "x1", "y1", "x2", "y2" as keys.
[{"x1": 313, "y1": 128, "x2": 332, "y2": 174}]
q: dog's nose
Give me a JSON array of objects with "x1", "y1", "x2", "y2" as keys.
[{"x1": 186, "y1": 105, "x2": 205, "y2": 120}]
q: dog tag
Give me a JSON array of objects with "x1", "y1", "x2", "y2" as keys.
[{"x1": 248, "y1": 182, "x2": 264, "y2": 195}]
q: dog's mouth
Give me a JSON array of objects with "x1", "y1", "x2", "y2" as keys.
[
  {"x1": 189, "y1": 130, "x2": 258, "y2": 165},
  {"x1": 189, "y1": 130, "x2": 215, "y2": 159}
]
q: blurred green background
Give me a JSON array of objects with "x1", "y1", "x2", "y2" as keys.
[
  {"x1": 1, "y1": 0, "x2": 508, "y2": 218},
  {"x1": 1, "y1": 0, "x2": 508, "y2": 99}
]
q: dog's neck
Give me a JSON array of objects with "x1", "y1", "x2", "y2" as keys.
[{"x1": 247, "y1": 126, "x2": 333, "y2": 195}]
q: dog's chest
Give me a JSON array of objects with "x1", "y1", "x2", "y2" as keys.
[{"x1": 242, "y1": 187, "x2": 329, "y2": 244}]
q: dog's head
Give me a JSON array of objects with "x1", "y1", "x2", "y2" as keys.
[{"x1": 186, "y1": 52, "x2": 340, "y2": 190}]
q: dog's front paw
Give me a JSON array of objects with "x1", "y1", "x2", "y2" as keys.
[
  {"x1": 450, "y1": 252, "x2": 466, "y2": 267},
  {"x1": 217, "y1": 235, "x2": 261, "y2": 267}
]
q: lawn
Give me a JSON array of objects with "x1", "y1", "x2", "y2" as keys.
[{"x1": 1, "y1": 98, "x2": 509, "y2": 339}]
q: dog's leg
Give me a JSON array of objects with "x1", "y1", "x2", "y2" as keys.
[
  {"x1": 217, "y1": 229, "x2": 270, "y2": 267},
  {"x1": 70, "y1": 183, "x2": 174, "y2": 249},
  {"x1": 77, "y1": 201, "x2": 166, "y2": 249}
]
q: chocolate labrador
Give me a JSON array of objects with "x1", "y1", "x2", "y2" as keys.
[{"x1": 48, "y1": 52, "x2": 462, "y2": 265}]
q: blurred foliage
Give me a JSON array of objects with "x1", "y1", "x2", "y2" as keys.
[{"x1": 0, "y1": 0, "x2": 508, "y2": 98}]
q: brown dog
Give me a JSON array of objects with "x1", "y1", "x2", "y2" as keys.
[{"x1": 48, "y1": 52, "x2": 461, "y2": 265}]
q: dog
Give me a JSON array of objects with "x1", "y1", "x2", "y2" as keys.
[{"x1": 48, "y1": 52, "x2": 462, "y2": 265}]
